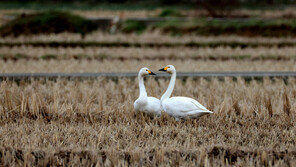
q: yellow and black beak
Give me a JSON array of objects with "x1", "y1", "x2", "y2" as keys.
[
  {"x1": 148, "y1": 70, "x2": 156, "y2": 75},
  {"x1": 159, "y1": 66, "x2": 168, "y2": 72}
]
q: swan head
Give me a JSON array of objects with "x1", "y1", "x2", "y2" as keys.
[
  {"x1": 159, "y1": 65, "x2": 175, "y2": 74},
  {"x1": 139, "y1": 67, "x2": 156, "y2": 76}
]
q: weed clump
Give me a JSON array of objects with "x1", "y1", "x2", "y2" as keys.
[
  {"x1": 158, "y1": 8, "x2": 183, "y2": 17},
  {"x1": 121, "y1": 20, "x2": 147, "y2": 33},
  {"x1": 0, "y1": 10, "x2": 98, "y2": 37}
]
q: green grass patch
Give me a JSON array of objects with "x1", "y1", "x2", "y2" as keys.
[
  {"x1": 158, "y1": 8, "x2": 183, "y2": 17},
  {"x1": 121, "y1": 20, "x2": 147, "y2": 33},
  {"x1": 0, "y1": 1, "x2": 193, "y2": 10},
  {"x1": 0, "y1": 10, "x2": 98, "y2": 37},
  {"x1": 148, "y1": 18, "x2": 296, "y2": 36}
]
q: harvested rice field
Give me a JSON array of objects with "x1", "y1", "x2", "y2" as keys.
[
  {"x1": 0, "y1": 33, "x2": 296, "y2": 73},
  {"x1": 1, "y1": 46, "x2": 296, "y2": 60},
  {"x1": 1, "y1": 32, "x2": 296, "y2": 44},
  {"x1": 0, "y1": 60, "x2": 296, "y2": 73},
  {"x1": 1, "y1": 17, "x2": 296, "y2": 166},
  {"x1": 0, "y1": 78, "x2": 295, "y2": 166}
]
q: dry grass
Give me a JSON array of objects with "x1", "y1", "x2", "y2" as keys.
[
  {"x1": 0, "y1": 11, "x2": 295, "y2": 164},
  {"x1": 1, "y1": 46, "x2": 296, "y2": 60},
  {"x1": 0, "y1": 78, "x2": 295, "y2": 166},
  {"x1": 74, "y1": 8, "x2": 296, "y2": 19},
  {"x1": 1, "y1": 31, "x2": 296, "y2": 44},
  {"x1": 0, "y1": 59, "x2": 296, "y2": 73},
  {"x1": 1, "y1": 7, "x2": 296, "y2": 21}
]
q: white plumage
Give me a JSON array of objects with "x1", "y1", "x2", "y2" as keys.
[
  {"x1": 159, "y1": 65, "x2": 213, "y2": 120},
  {"x1": 134, "y1": 67, "x2": 161, "y2": 116}
]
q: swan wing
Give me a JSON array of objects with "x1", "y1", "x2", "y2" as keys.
[{"x1": 163, "y1": 96, "x2": 211, "y2": 114}]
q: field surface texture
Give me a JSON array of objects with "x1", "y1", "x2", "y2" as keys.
[
  {"x1": 1, "y1": 7, "x2": 296, "y2": 166},
  {"x1": 0, "y1": 78, "x2": 295, "y2": 166}
]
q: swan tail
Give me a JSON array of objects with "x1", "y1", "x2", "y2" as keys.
[
  {"x1": 205, "y1": 110, "x2": 213, "y2": 114},
  {"x1": 187, "y1": 110, "x2": 213, "y2": 118},
  {"x1": 199, "y1": 110, "x2": 213, "y2": 116}
]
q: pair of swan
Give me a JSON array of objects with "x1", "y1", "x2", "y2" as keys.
[{"x1": 133, "y1": 65, "x2": 213, "y2": 120}]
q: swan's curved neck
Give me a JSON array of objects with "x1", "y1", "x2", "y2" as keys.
[
  {"x1": 138, "y1": 74, "x2": 147, "y2": 98},
  {"x1": 161, "y1": 71, "x2": 176, "y2": 101}
]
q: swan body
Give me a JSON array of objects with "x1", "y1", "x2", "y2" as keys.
[
  {"x1": 161, "y1": 97, "x2": 213, "y2": 119},
  {"x1": 159, "y1": 65, "x2": 213, "y2": 120},
  {"x1": 134, "y1": 67, "x2": 161, "y2": 116},
  {"x1": 134, "y1": 97, "x2": 161, "y2": 116}
]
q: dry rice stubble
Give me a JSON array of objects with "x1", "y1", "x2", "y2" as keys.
[{"x1": 0, "y1": 78, "x2": 295, "y2": 165}]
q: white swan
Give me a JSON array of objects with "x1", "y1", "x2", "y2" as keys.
[
  {"x1": 134, "y1": 67, "x2": 162, "y2": 116},
  {"x1": 159, "y1": 65, "x2": 213, "y2": 120}
]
